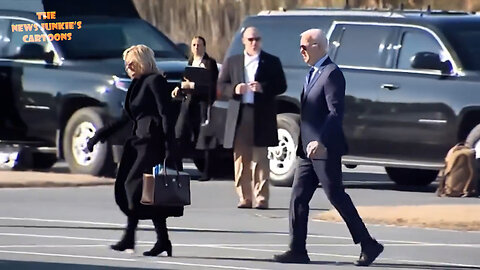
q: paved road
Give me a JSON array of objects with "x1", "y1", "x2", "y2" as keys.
[{"x1": 0, "y1": 163, "x2": 479, "y2": 269}]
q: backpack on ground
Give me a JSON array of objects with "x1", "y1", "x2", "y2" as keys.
[{"x1": 436, "y1": 143, "x2": 478, "y2": 197}]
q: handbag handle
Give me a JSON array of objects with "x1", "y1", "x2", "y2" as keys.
[{"x1": 160, "y1": 158, "x2": 181, "y2": 187}]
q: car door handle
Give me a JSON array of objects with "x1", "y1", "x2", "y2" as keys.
[{"x1": 381, "y1": 84, "x2": 399, "y2": 90}]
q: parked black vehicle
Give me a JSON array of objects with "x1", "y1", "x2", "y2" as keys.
[
  {"x1": 0, "y1": 1, "x2": 187, "y2": 175},
  {"x1": 223, "y1": 8, "x2": 480, "y2": 186}
]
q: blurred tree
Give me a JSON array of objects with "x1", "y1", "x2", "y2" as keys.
[{"x1": 132, "y1": 0, "x2": 480, "y2": 62}]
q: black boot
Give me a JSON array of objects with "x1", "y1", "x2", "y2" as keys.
[
  {"x1": 111, "y1": 216, "x2": 138, "y2": 252},
  {"x1": 143, "y1": 218, "x2": 172, "y2": 257}
]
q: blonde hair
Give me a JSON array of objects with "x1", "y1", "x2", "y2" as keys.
[{"x1": 123, "y1": 44, "x2": 159, "y2": 75}]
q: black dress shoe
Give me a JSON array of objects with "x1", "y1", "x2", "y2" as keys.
[
  {"x1": 143, "y1": 240, "x2": 172, "y2": 257},
  {"x1": 354, "y1": 240, "x2": 384, "y2": 266},
  {"x1": 110, "y1": 237, "x2": 134, "y2": 252},
  {"x1": 273, "y1": 250, "x2": 310, "y2": 264}
]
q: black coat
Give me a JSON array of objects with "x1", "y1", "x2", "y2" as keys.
[
  {"x1": 218, "y1": 50, "x2": 287, "y2": 147},
  {"x1": 103, "y1": 73, "x2": 183, "y2": 219},
  {"x1": 175, "y1": 53, "x2": 219, "y2": 150}
]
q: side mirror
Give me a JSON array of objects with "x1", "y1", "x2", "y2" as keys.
[
  {"x1": 16, "y1": 43, "x2": 55, "y2": 64},
  {"x1": 411, "y1": 52, "x2": 452, "y2": 74},
  {"x1": 44, "y1": 51, "x2": 55, "y2": 64},
  {"x1": 176, "y1": 43, "x2": 190, "y2": 58}
]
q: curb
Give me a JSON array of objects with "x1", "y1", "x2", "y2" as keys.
[
  {"x1": 315, "y1": 204, "x2": 480, "y2": 231},
  {"x1": 0, "y1": 171, "x2": 115, "y2": 188}
]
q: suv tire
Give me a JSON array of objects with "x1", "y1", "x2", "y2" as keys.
[
  {"x1": 63, "y1": 107, "x2": 116, "y2": 176},
  {"x1": 269, "y1": 113, "x2": 300, "y2": 187},
  {"x1": 385, "y1": 167, "x2": 438, "y2": 186}
]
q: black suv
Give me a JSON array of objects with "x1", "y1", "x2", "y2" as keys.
[
  {"x1": 225, "y1": 8, "x2": 480, "y2": 186},
  {"x1": 0, "y1": 1, "x2": 187, "y2": 175}
]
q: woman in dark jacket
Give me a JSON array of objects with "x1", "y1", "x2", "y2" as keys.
[
  {"x1": 86, "y1": 45, "x2": 181, "y2": 257},
  {"x1": 172, "y1": 36, "x2": 219, "y2": 181}
]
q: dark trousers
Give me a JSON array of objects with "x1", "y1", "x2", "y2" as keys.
[
  {"x1": 177, "y1": 137, "x2": 210, "y2": 178},
  {"x1": 289, "y1": 156, "x2": 371, "y2": 252}
]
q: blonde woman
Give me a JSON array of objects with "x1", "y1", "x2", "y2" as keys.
[{"x1": 87, "y1": 45, "x2": 182, "y2": 257}]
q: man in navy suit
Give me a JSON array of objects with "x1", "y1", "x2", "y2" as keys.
[{"x1": 273, "y1": 29, "x2": 383, "y2": 266}]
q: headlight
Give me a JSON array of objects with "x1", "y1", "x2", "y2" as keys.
[{"x1": 113, "y1": 76, "x2": 131, "y2": 91}]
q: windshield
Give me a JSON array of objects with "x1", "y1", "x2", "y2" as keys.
[
  {"x1": 57, "y1": 19, "x2": 184, "y2": 60},
  {"x1": 442, "y1": 23, "x2": 480, "y2": 71}
]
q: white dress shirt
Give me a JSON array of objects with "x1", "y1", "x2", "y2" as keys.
[
  {"x1": 192, "y1": 56, "x2": 205, "y2": 68},
  {"x1": 306, "y1": 53, "x2": 329, "y2": 87},
  {"x1": 242, "y1": 51, "x2": 259, "y2": 104}
]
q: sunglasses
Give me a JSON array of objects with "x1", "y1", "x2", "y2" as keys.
[
  {"x1": 300, "y1": 43, "x2": 319, "y2": 51},
  {"x1": 125, "y1": 61, "x2": 136, "y2": 72},
  {"x1": 247, "y1": 37, "x2": 261, "y2": 42}
]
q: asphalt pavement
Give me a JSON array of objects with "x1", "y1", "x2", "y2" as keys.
[{"x1": 0, "y1": 162, "x2": 479, "y2": 269}]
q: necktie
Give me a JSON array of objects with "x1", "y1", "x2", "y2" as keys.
[{"x1": 307, "y1": 67, "x2": 315, "y2": 84}]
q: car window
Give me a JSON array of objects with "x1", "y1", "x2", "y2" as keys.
[
  {"x1": 59, "y1": 19, "x2": 184, "y2": 60},
  {"x1": 334, "y1": 24, "x2": 391, "y2": 68},
  {"x1": 225, "y1": 16, "x2": 333, "y2": 67},
  {"x1": 0, "y1": 18, "x2": 10, "y2": 57},
  {"x1": 397, "y1": 28, "x2": 444, "y2": 70},
  {"x1": 1, "y1": 19, "x2": 56, "y2": 61},
  {"x1": 442, "y1": 24, "x2": 480, "y2": 71}
]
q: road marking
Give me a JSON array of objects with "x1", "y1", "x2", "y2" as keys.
[
  {"x1": 0, "y1": 217, "x2": 125, "y2": 227},
  {"x1": 0, "y1": 232, "x2": 155, "y2": 244},
  {"x1": 201, "y1": 245, "x2": 480, "y2": 269},
  {"x1": 0, "y1": 244, "x2": 107, "y2": 248},
  {"x1": 0, "y1": 250, "x2": 135, "y2": 262},
  {"x1": 0, "y1": 242, "x2": 479, "y2": 249},
  {"x1": 0, "y1": 231, "x2": 478, "y2": 269},
  {"x1": 202, "y1": 243, "x2": 480, "y2": 248},
  {"x1": 1, "y1": 246, "x2": 477, "y2": 270},
  {"x1": 1, "y1": 216, "x2": 479, "y2": 247},
  {"x1": 0, "y1": 250, "x2": 268, "y2": 270}
]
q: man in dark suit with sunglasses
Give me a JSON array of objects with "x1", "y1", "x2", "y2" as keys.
[
  {"x1": 273, "y1": 29, "x2": 384, "y2": 266},
  {"x1": 218, "y1": 26, "x2": 286, "y2": 209}
]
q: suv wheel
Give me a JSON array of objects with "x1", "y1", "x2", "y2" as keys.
[
  {"x1": 268, "y1": 113, "x2": 300, "y2": 187},
  {"x1": 63, "y1": 107, "x2": 115, "y2": 176},
  {"x1": 385, "y1": 167, "x2": 438, "y2": 186}
]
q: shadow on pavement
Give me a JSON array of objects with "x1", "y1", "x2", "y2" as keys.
[
  {"x1": 0, "y1": 260, "x2": 166, "y2": 270},
  {"x1": 342, "y1": 172, "x2": 438, "y2": 193},
  {"x1": 175, "y1": 255, "x2": 353, "y2": 266},
  {"x1": 372, "y1": 262, "x2": 480, "y2": 270}
]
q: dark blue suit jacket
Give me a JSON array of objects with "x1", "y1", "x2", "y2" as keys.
[{"x1": 298, "y1": 57, "x2": 348, "y2": 158}]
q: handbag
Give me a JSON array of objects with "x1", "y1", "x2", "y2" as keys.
[{"x1": 141, "y1": 160, "x2": 191, "y2": 206}]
